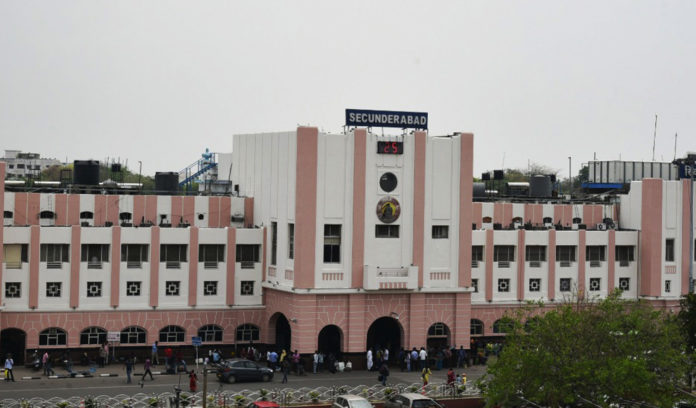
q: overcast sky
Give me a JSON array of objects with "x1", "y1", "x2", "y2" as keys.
[{"x1": 1, "y1": 1, "x2": 694, "y2": 178}]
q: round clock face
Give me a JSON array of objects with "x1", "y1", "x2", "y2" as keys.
[
  {"x1": 379, "y1": 172, "x2": 398, "y2": 192},
  {"x1": 376, "y1": 196, "x2": 401, "y2": 223}
]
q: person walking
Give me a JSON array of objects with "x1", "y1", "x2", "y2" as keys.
[
  {"x1": 124, "y1": 356, "x2": 134, "y2": 384},
  {"x1": 281, "y1": 358, "x2": 290, "y2": 384},
  {"x1": 188, "y1": 370, "x2": 198, "y2": 392},
  {"x1": 366, "y1": 349, "x2": 373, "y2": 371},
  {"x1": 4, "y1": 354, "x2": 15, "y2": 382},
  {"x1": 312, "y1": 350, "x2": 319, "y2": 374},
  {"x1": 421, "y1": 366, "x2": 432, "y2": 388},
  {"x1": 151, "y1": 341, "x2": 159, "y2": 365},
  {"x1": 378, "y1": 362, "x2": 389, "y2": 386},
  {"x1": 142, "y1": 358, "x2": 154, "y2": 381},
  {"x1": 446, "y1": 367, "x2": 455, "y2": 393},
  {"x1": 42, "y1": 351, "x2": 50, "y2": 376},
  {"x1": 419, "y1": 347, "x2": 427, "y2": 370}
]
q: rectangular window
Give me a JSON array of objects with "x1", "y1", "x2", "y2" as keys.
[
  {"x1": 323, "y1": 224, "x2": 341, "y2": 263},
  {"x1": 471, "y1": 279, "x2": 478, "y2": 293},
  {"x1": 271, "y1": 221, "x2": 277, "y2": 265},
  {"x1": 493, "y1": 245, "x2": 515, "y2": 262},
  {"x1": 86, "y1": 281, "x2": 102, "y2": 297},
  {"x1": 199, "y1": 244, "x2": 225, "y2": 268},
  {"x1": 160, "y1": 244, "x2": 187, "y2": 268},
  {"x1": 559, "y1": 278, "x2": 571, "y2": 292},
  {"x1": 236, "y1": 244, "x2": 260, "y2": 268},
  {"x1": 497, "y1": 278, "x2": 510, "y2": 292},
  {"x1": 529, "y1": 278, "x2": 541, "y2": 292},
  {"x1": 376, "y1": 225, "x2": 400, "y2": 238},
  {"x1": 586, "y1": 246, "x2": 606, "y2": 262},
  {"x1": 288, "y1": 223, "x2": 295, "y2": 260},
  {"x1": 472, "y1": 246, "x2": 484, "y2": 262},
  {"x1": 81, "y1": 244, "x2": 110, "y2": 268},
  {"x1": 40, "y1": 244, "x2": 70, "y2": 268},
  {"x1": 126, "y1": 281, "x2": 141, "y2": 296},
  {"x1": 432, "y1": 225, "x2": 449, "y2": 239},
  {"x1": 619, "y1": 277, "x2": 630, "y2": 291},
  {"x1": 46, "y1": 282, "x2": 62, "y2": 297},
  {"x1": 665, "y1": 239, "x2": 675, "y2": 262},
  {"x1": 556, "y1": 246, "x2": 576, "y2": 265},
  {"x1": 665, "y1": 280, "x2": 671, "y2": 293},
  {"x1": 615, "y1": 246, "x2": 634, "y2": 266},
  {"x1": 5, "y1": 282, "x2": 21, "y2": 298},
  {"x1": 525, "y1": 246, "x2": 546, "y2": 263},
  {"x1": 203, "y1": 281, "x2": 218, "y2": 296},
  {"x1": 240, "y1": 280, "x2": 254, "y2": 296},
  {"x1": 165, "y1": 281, "x2": 180, "y2": 296},
  {"x1": 121, "y1": 244, "x2": 149, "y2": 268},
  {"x1": 589, "y1": 277, "x2": 601, "y2": 291},
  {"x1": 3, "y1": 244, "x2": 28, "y2": 269}
]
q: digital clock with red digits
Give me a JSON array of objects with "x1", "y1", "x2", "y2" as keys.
[{"x1": 377, "y1": 141, "x2": 403, "y2": 154}]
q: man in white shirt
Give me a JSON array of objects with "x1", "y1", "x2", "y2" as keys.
[{"x1": 419, "y1": 347, "x2": 427, "y2": 370}]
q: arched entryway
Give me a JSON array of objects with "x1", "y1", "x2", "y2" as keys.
[
  {"x1": 269, "y1": 313, "x2": 291, "y2": 352},
  {"x1": 317, "y1": 325, "x2": 343, "y2": 359},
  {"x1": 426, "y1": 322, "x2": 451, "y2": 350},
  {"x1": 0, "y1": 328, "x2": 26, "y2": 364},
  {"x1": 366, "y1": 317, "x2": 403, "y2": 364}
]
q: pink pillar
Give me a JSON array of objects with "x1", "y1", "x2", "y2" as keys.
[
  {"x1": 150, "y1": 227, "x2": 160, "y2": 307},
  {"x1": 219, "y1": 197, "x2": 231, "y2": 228},
  {"x1": 458, "y1": 133, "x2": 473, "y2": 288},
  {"x1": 14, "y1": 193, "x2": 27, "y2": 225},
  {"x1": 413, "y1": 131, "x2": 427, "y2": 287},
  {"x1": 133, "y1": 195, "x2": 145, "y2": 226},
  {"x1": 640, "y1": 179, "x2": 663, "y2": 297},
  {"x1": 106, "y1": 195, "x2": 119, "y2": 226},
  {"x1": 517, "y1": 230, "x2": 525, "y2": 301},
  {"x1": 188, "y1": 227, "x2": 199, "y2": 306},
  {"x1": 294, "y1": 127, "x2": 318, "y2": 289},
  {"x1": 548, "y1": 230, "x2": 556, "y2": 300},
  {"x1": 347, "y1": 294, "x2": 366, "y2": 352},
  {"x1": 171, "y1": 196, "x2": 183, "y2": 226},
  {"x1": 408, "y1": 293, "x2": 427, "y2": 348},
  {"x1": 244, "y1": 197, "x2": 254, "y2": 228},
  {"x1": 453, "y1": 292, "x2": 471, "y2": 348},
  {"x1": 226, "y1": 228, "x2": 236, "y2": 306},
  {"x1": 485, "y1": 229, "x2": 494, "y2": 302},
  {"x1": 578, "y1": 230, "x2": 586, "y2": 296},
  {"x1": 472, "y1": 203, "x2": 482, "y2": 229},
  {"x1": 351, "y1": 129, "x2": 367, "y2": 289},
  {"x1": 208, "y1": 197, "x2": 220, "y2": 228},
  {"x1": 70, "y1": 226, "x2": 81, "y2": 308},
  {"x1": 27, "y1": 193, "x2": 40, "y2": 225},
  {"x1": 608, "y1": 229, "x2": 616, "y2": 292},
  {"x1": 145, "y1": 196, "x2": 158, "y2": 225},
  {"x1": 682, "y1": 179, "x2": 693, "y2": 295},
  {"x1": 94, "y1": 195, "x2": 106, "y2": 226},
  {"x1": 55, "y1": 194, "x2": 68, "y2": 226},
  {"x1": 111, "y1": 227, "x2": 121, "y2": 307},
  {"x1": 183, "y1": 197, "x2": 195, "y2": 225},
  {"x1": 28, "y1": 225, "x2": 40, "y2": 308},
  {"x1": 67, "y1": 194, "x2": 80, "y2": 226}
]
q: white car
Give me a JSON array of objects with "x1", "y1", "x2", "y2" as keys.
[
  {"x1": 384, "y1": 393, "x2": 444, "y2": 408},
  {"x1": 332, "y1": 395, "x2": 374, "y2": 408}
]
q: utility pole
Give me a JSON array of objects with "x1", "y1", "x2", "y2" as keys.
[
  {"x1": 202, "y1": 362, "x2": 208, "y2": 408},
  {"x1": 652, "y1": 114, "x2": 657, "y2": 162},
  {"x1": 568, "y1": 156, "x2": 572, "y2": 198}
]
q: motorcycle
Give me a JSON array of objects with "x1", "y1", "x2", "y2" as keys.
[{"x1": 25, "y1": 350, "x2": 41, "y2": 371}]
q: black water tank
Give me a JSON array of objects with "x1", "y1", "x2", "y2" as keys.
[
  {"x1": 155, "y1": 172, "x2": 179, "y2": 194},
  {"x1": 493, "y1": 170, "x2": 504, "y2": 180},
  {"x1": 73, "y1": 160, "x2": 100, "y2": 185}
]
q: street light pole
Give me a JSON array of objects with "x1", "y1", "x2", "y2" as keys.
[{"x1": 568, "y1": 157, "x2": 572, "y2": 198}]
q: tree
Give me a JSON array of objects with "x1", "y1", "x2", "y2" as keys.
[
  {"x1": 479, "y1": 292, "x2": 689, "y2": 408},
  {"x1": 679, "y1": 293, "x2": 696, "y2": 390}
]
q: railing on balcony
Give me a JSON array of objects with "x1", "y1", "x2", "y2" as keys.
[
  {"x1": 471, "y1": 260, "x2": 479, "y2": 268},
  {"x1": 498, "y1": 261, "x2": 510, "y2": 268},
  {"x1": 46, "y1": 261, "x2": 62, "y2": 269},
  {"x1": 590, "y1": 260, "x2": 601, "y2": 268},
  {"x1": 87, "y1": 261, "x2": 103, "y2": 269},
  {"x1": 4, "y1": 261, "x2": 22, "y2": 269},
  {"x1": 127, "y1": 261, "x2": 142, "y2": 269},
  {"x1": 619, "y1": 260, "x2": 630, "y2": 267},
  {"x1": 204, "y1": 261, "x2": 219, "y2": 269},
  {"x1": 529, "y1": 261, "x2": 541, "y2": 268},
  {"x1": 166, "y1": 261, "x2": 181, "y2": 269},
  {"x1": 240, "y1": 261, "x2": 256, "y2": 269},
  {"x1": 364, "y1": 265, "x2": 418, "y2": 290}
]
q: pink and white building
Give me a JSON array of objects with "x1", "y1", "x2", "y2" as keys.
[{"x1": 1, "y1": 127, "x2": 694, "y2": 364}]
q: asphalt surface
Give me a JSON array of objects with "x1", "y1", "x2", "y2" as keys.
[{"x1": 0, "y1": 363, "x2": 488, "y2": 400}]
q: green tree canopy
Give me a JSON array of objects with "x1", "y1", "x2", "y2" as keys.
[{"x1": 480, "y1": 293, "x2": 690, "y2": 408}]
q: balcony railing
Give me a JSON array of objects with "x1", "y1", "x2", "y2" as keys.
[
  {"x1": 4, "y1": 261, "x2": 22, "y2": 269},
  {"x1": 46, "y1": 261, "x2": 62, "y2": 269},
  {"x1": 87, "y1": 261, "x2": 103, "y2": 269},
  {"x1": 589, "y1": 260, "x2": 602, "y2": 268},
  {"x1": 240, "y1": 261, "x2": 256, "y2": 269},
  {"x1": 559, "y1": 261, "x2": 572, "y2": 267},
  {"x1": 529, "y1": 261, "x2": 541, "y2": 268},
  {"x1": 471, "y1": 260, "x2": 479, "y2": 268},
  {"x1": 166, "y1": 261, "x2": 181, "y2": 269},
  {"x1": 497, "y1": 261, "x2": 510, "y2": 268},
  {"x1": 619, "y1": 260, "x2": 630, "y2": 267},
  {"x1": 127, "y1": 261, "x2": 142, "y2": 269},
  {"x1": 363, "y1": 265, "x2": 418, "y2": 290},
  {"x1": 204, "y1": 261, "x2": 219, "y2": 269}
]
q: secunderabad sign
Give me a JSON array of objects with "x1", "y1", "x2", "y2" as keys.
[{"x1": 346, "y1": 109, "x2": 428, "y2": 129}]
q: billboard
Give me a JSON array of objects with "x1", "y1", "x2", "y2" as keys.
[{"x1": 345, "y1": 109, "x2": 428, "y2": 129}]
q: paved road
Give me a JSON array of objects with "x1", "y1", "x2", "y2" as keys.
[{"x1": 0, "y1": 364, "x2": 488, "y2": 400}]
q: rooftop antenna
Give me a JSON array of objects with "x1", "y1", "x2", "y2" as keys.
[
  {"x1": 652, "y1": 114, "x2": 657, "y2": 162},
  {"x1": 674, "y1": 133, "x2": 678, "y2": 161},
  {"x1": 501, "y1": 152, "x2": 506, "y2": 169}
]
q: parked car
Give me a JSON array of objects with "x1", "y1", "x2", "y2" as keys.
[
  {"x1": 216, "y1": 359, "x2": 274, "y2": 383},
  {"x1": 383, "y1": 393, "x2": 444, "y2": 408},
  {"x1": 331, "y1": 395, "x2": 374, "y2": 408},
  {"x1": 247, "y1": 402, "x2": 280, "y2": 408}
]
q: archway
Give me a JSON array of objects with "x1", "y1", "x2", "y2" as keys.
[
  {"x1": 366, "y1": 317, "x2": 402, "y2": 364},
  {"x1": 426, "y1": 322, "x2": 451, "y2": 351},
  {"x1": 269, "y1": 313, "x2": 291, "y2": 352},
  {"x1": 0, "y1": 328, "x2": 26, "y2": 364},
  {"x1": 317, "y1": 325, "x2": 343, "y2": 359}
]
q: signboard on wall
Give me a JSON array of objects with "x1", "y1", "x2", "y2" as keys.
[
  {"x1": 679, "y1": 164, "x2": 695, "y2": 179},
  {"x1": 346, "y1": 109, "x2": 428, "y2": 129}
]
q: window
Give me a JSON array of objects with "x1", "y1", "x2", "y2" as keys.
[
  {"x1": 589, "y1": 278, "x2": 601, "y2": 291},
  {"x1": 271, "y1": 221, "x2": 277, "y2": 265},
  {"x1": 160, "y1": 244, "x2": 187, "y2": 268},
  {"x1": 471, "y1": 279, "x2": 478, "y2": 293},
  {"x1": 432, "y1": 225, "x2": 449, "y2": 239},
  {"x1": 119, "y1": 212, "x2": 132, "y2": 221},
  {"x1": 498, "y1": 278, "x2": 510, "y2": 292},
  {"x1": 586, "y1": 246, "x2": 606, "y2": 266},
  {"x1": 240, "y1": 281, "x2": 254, "y2": 296},
  {"x1": 666, "y1": 239, "x2": 675, "y2": 262},
  {"x1": 39, "y1": 210, "x2": 55, "y2": 219},
  {"x1": 428, "y1": 322, "x2": 449, "y2": 337},
  {"x1": 126, "y1": 281, "x2": 141, "y2": 296},
  {"x1": 556, "y1": 246, "x2": 576, "y2": 265},
  {"x1": 5, "y1": 282, "x2": 21, "y2": 298},
  {"x1": 199, "y1": 244, "x2": 225, "y2": 268},
  {"x1": 615, "y1": 246, "x2": 635, "y2": 266},
  {"x1": 3, "y1": 244, "x2": 28, "y2": 269},
  {"x1": 79, "y1": 211, "x2": 94, "y2": 219},
  {"x1": 525, "y1": 246, "x2": 546, "y2": 264},
  {"x1": 81, "y1": 244, "x2": 110, "y2": 268},
  {"x1": 203, "y1": 281, "x2": 218, "y2": 296},
  {"x1": 323, "y1": 224, "x2": 341, "y2": 263},
  {"x1": 40, "y1": 244, "x2": 70, "y2": 267},
  {"x1": 46, "y1": 282, "x2": 62, "y2": 297},
  {"x1": 560, "y1": 278, "x2": 571, "y2": 292},
  {"x1": 472, "y1": 246, "x2": 484, "y2": 262},
  {"x1": 529, "y1": 278, "x2": 541, "y2": 292},
  {"x1": 619, "y1": 277, "x2": 630, "y2": 291},
  {"x1": 375, "y1": 225, "x2": 400, "y2": 238},
  {"x1": 3, "y1": 210, "x2": 12, "y2": 219},
  {"x1": 121, "y1": 326, "x2": 146, "y2": 344},
  {"x1": 165, "y1": 281, "x2": 180, "y2": 296},
  {"x1": 470, "y1": 319, "x2": 484, "y2": 335},
  {"x1": 80, "y1": 327, "x2": 106, "y2": 345},
  {"x1": 39, "y1": 328, "x2": 67, "y2": 346},
  {"x1": 288, "y1": 223, "x2": 294, "y2": 260},
  {"x1": 198, "y1": 325, "x2": 223, "y2": 342},
  {"x1": 121, "y1": 244, "x2": 149, "y2": 268},
  {"x1": 236, "y1": 324, "x2": 259, "y2": 342},
  {"x1": 159, "y1": 325, "x2": 185, "y2": 342},
  {"x1": 493, "y1": 319, "x2": 513, "y2": 334},
  {"x1": 665, "y1": 280, "x2": 672, "y2": 293},
  {"x1": 17, "y1": 163, "x2": 25, "y2": 169},
  {"x1": 236, "y1": 245, "x2": 260, "y2": 268},
  {"x1": 86, "y1": 282, "x2": 102, "y2": 297},
  {"x1": 494, "y1": 246, "x2": 515, "y2": 262}
]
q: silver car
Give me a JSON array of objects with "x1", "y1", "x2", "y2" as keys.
[{"x1": 332, "y1": 395, "x2": 374, "y2": 408}]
